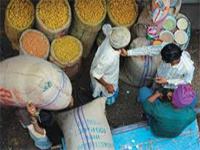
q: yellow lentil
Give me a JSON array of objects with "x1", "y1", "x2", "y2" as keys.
[
  {"x1": 8, "y1": 0, "x2": 34, "y2": 28},
  {"x1": 53, "y1": 36, "x2": 80, "y2": 63},
  {"x1": 38, "y1": 0, "x2": 68, "y2": 30},
  {"x1": 110, "y1": 0, "x2": 137, "y2": 25},
  {"x1": 76, "y1": 0, "x2": 105, "y2": 24}
]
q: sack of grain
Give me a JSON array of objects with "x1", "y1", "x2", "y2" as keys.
[
  {"x1": 120, "y1": 37, "x2": 162, "y2": 87},
  {"x1": 57, "y1": 97, "x2": 115, "y2": 150},
  {"x1": 108, "y1": 0, "x2": 138, "y2": 28},
  {"x1": 69, "y1": 0, "x2": 106, "y2": 58},
  {"x1": 36, "y1": 0, "x2": 71, "y2": 41},
  {"x1": 96, "y1": 0, "x2": 138, "y2": 46},
  {"x1": 4, "y1": 0, "x2": 34, "y2": 50},
  {"x1": 49, "y1": 36, "x2": 83, "y2": 79},
  {"x1": 19, "y1": 29, "x2": 50, "y2": 59},
  {"x1": 0, "y1": 55, "x2": 72, "y2": 110}
]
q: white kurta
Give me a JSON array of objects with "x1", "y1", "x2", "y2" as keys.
[
  {"x1": 90, "y1": 37, "x2": 120, "y2": 98},
  {"x1": 127, "y1": 43, "x2": 195, "y2": 89}
]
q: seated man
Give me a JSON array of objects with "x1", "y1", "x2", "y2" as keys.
[{"x1": 139, "y1": 84, "x2": 197, "y2": 138}]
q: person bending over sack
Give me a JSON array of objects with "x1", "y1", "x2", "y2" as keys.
[
  {"x1": 121, "y1": 43, "x2": 195, "y2": 90},
  {"x1": 139, "y1": 84, "x2": 198, "y2": 138},
  {"x1": 90, "y1": 24, "x2": 131, "y2": 105},
  {"x1": 19, "y1": 99, "x2": 73, "y2": 150}
]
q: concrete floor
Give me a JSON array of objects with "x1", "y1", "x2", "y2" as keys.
[{"x1": 0, "y1": 1, "x2": 200, "y2": 149}]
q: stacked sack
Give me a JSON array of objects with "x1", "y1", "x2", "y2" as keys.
[
  {"x1": 5, "y1": 0, "x2": 34, "y2": 50},
  {"x1": 70, "y1": 0, "x2": 107, "y2": 58}
]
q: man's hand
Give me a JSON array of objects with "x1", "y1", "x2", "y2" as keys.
[
  {"x1": 156, "y1": 77, "x2": 168, "y2": 84},
  {"x1": 27, "y1": 103, "x2": 36, "y2": 117},
  {"x1": 69, "y1": 96, "x2": 74, "y2": 107},
  {"x1": 105, "y1": 83, "x2": 115, "y2": 94},
  {"x1": 120, "y1": 48, "x2": 128, "y2": 57}
]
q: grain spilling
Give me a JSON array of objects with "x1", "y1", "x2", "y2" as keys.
[
  {"x1": 109, "y1": 0, "x2": 137, "y2": 25},
  {"x1": 75, "y1": 0, "x2": 106, "y2": 24},
  {"x1": 8, "y1": 0, "x2": 34, "y2": 28},
  {"x1": 53, "y1": 36, "x2": 81, "y2": 63},
  {"x1": 38, "y1": 0, "x2": 69, "y2": 29},
  {"x1": 21, "y1": 30, "x2": 49, "y2": 58}
]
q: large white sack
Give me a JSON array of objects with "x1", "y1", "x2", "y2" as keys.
[
  {"x1": 0, "y1": 55, "x2": 72, "y2": 110},
  {"x1": 120, "y1": 37, "x2": 162, "y2": 87},
  {"x1": 57, "y1": 97, "x2": 115, "y2": 150}
]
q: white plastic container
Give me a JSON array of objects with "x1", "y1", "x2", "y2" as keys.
[
  {"x1": 163, "y1": 15, "x2": 176, "y2": 31},
  {"x1": 177, "y1": 18, "x2": 188, "y2": 30},
  {"x1": 174, "y1": 30, "x2": 188, "y2": 45},
  {"x1": 159, "y1": 30, "x2": 174, "y2": 43}
]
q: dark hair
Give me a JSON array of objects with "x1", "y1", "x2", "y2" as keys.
[{"x1": 161, "y1": 43, "x2": 182, "y2": 63}]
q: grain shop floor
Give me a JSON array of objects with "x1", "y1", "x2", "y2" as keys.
[{"x1": 0, "y1": 2, "x2": 200, "y2": 150}]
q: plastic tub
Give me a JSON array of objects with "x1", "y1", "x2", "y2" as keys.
[
  {"x1": 174, "y1": 30, "x2": 188, "y2": 45},
  {"x1": 177, "y1": 18, "x2": 188, "y2": 30},
  {"x1": 163, "y1": 15, "x2": 176, "y2": 31},
  {"x1": 159, "y1": 30, "x2": 174, "y2": 43}
]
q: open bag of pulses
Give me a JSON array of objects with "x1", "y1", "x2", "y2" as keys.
[{"x1": 0, "y1": 55, "x2": 72, "y2": 110}]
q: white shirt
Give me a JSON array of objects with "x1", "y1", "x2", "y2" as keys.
[
  {"x1": 127, "y1": 43, "x2": 195, "y2": 89},
  {"x1": 90, "y1": 36, "x2": 120, "y2": 97}
]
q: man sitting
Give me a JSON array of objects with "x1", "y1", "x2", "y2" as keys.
[{"x1": 139, "y1": 84, "x2": 197, "y2": 137}]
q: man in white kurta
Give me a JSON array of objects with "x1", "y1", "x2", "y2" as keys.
[
  {"x1": 90, "y1": 24, "x2": 131, "y2": 105},
  {"x1": 121, "y1": 43, "x2": 195, "y2": 89}
]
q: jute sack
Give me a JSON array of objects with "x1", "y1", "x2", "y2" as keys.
[
  {"x1": 57, "y1": 97, "x2": 115, "y2": 150},
  {"x1": 0, "y1": 55, "x2": 72, "y2": 110},
  {"x1": 19, "y1": 29, "x2": 50, "y2": 60},
  {"x1": 4, "y1": 0, "x2": 34, "y2": 50},
  {"x1": 96, "y1": 0, "x2": 138, "y2": 46},
  {"x1": 36, "y1": 0, "x2": 72, "y2": 41},
  {"x1": 120, "y1": 37, "x2": 162, "y2": 87},
  {"x1": 49, "y1": 36, "x2": 83, "y2": 79},
  {"x1": 69, "y1": 0, "x2": 106, "y2": 58}
]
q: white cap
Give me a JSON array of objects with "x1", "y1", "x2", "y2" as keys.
[
  {"x1": 102, "y1": 24, "x2": 131, "y2": 49},
  {"x1": 109, "y1": 26, "x2": 131, "y2": 49}
]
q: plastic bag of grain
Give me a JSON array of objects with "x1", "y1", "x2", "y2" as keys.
[
  {"x1": 19, "y1": 29, "x2": 50, "y2": 59},
  {"x1": 0, "y1": 55, "x2": 72, "y2": 110},
  {"x1": 57, "y1": 97, "x2": 115, "y2": 150},
  {"x1": 36, "y1": 0, "x2": 71, "y2": 41},
  {"x1": 120, "y1": 37, "x2": 162, "y2": 87},
  {"x1": 96, "y1": 0, "x2": 138, "y2": 46},
  {"x1": 4, "y1": 0, "x2": 34, "y2": 50},
  {"x1": 49, "y1": 36, "x2": 83, "y2": 79},
  {"x1": 69, "y1": 0, "x2": 106, "y2": 58}
]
